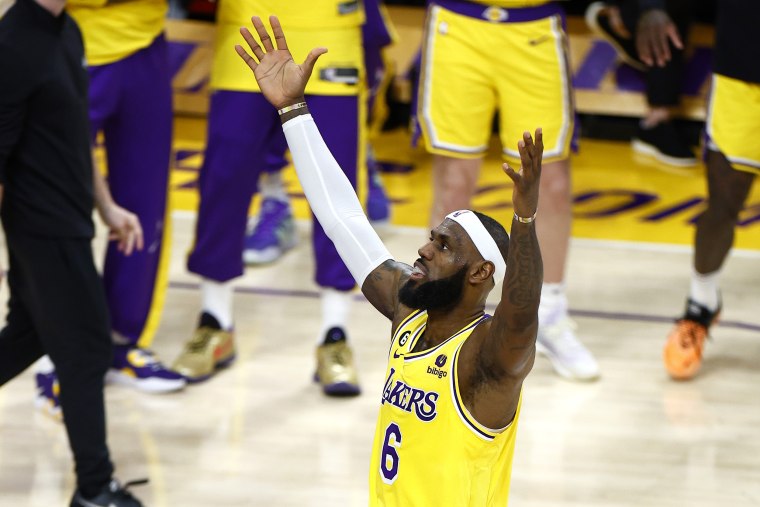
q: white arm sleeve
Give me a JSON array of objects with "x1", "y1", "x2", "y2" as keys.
[{"x1": 282, "y1": 114, "x2": 393, "y2": 287}]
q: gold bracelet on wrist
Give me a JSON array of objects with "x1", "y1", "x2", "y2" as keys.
[
  {"x1": 514, "y1": 211, "x2": 537, "y2": 224},
  {"x1": 277, "y1": 102, "x2": 307, "y2": 116}
]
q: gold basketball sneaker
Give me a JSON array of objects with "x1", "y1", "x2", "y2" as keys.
[
  {"x1": 315, "y1": 327, "x2": 361, "y2": 396},
  {"x1": 173, "y1": 313, "x2": 236, "y2": 382}
]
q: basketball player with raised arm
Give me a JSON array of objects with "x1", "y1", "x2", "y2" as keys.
[{"x1": 236, "y1": 16, "x2": 543, "y2": 505}]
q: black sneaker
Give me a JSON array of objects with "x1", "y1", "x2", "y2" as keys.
[
  {"x1": 632, "y1": 121, "x2": 697, "y2": 167},
  {"x1": 70, "y1": 479, "x2": 147, "y2": 507},
  {"x1": 585, "y1": 2, "x2": 646, "y2": 71},
  {"x1": 682, "y1": 297, "x2": 721, "y2": 328}
]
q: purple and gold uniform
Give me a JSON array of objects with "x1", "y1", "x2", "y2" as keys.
[
  {"x1": 369, "y1": 311, "x2": 521, "y2": 506},
  {"x1": 187, "y1": 0, "x2": 367, "y2": 291},
  {"x1": 67, "y1": 0, "x2": 172, "y2": 347}
]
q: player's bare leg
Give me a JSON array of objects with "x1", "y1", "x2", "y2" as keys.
[
  {"x1": 429, "y1": 155, "x2": 482, "y2": 229},
  {"x1": 535, "y1": 159, "x2": 600, "y2": 381},
  {"x1": 664, "y1": 149, "x2": 755, "y2": 379}
]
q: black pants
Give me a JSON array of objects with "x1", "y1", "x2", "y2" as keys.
[
  {"x1": 618, "y1": 0, "x2": 693, "y2": 107},
  {"x1": 0, "y1": 232, "x2": 113, "y2": 494}
]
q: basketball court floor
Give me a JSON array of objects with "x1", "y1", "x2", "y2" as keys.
[{"x1": 0, "y1": 117, "x2": 758, "y2": 506}]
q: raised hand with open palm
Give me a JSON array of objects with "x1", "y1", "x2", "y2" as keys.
[{"x1": 234, "y1": 16, "x2": 327, "y2": 110}]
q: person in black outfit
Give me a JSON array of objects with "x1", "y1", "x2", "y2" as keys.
[
  {"x1": 0, "y1": 0, "x2": 145, "y2": 505},
  {"x1": 586, "y1": 0, "x2": 697, "y2": 167}
]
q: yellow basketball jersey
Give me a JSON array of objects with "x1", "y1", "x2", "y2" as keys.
[
  {"x1": 369, "y1": 310, "x2": 522, "y2": 506},
  {"x1": 67, "y1": 0, "x2": 168, "y2": 66},
  {"x1": 212, "y1": 0, "x2": 364, "y2": 95},
  {"x1": 468, "y1": 0, "x2": 550, "y2": 7}
]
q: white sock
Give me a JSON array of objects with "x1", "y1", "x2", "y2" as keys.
[
  {"x1": 201, "y1": 278, "x2": 234, "y2": 331},
  {"x1": 538, "y1": 282, "x2": 568, "y2": 327},
  {"x1": 319, "y1": 288, "x2": 352, "y2": 344},
  {"x1": 259, "y1": 171, "x2": 289, "y2": 203},
  {"x1": 35, "y1": 355, "x2": 55, "y2": 374},
  {"x1": 689, "y1": 268, "x2": 720, "y2": 312}
]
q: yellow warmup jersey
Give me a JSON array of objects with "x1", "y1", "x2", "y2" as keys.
[
  {"x1": 67, "y1": 0, "x2": 167, "y2": 66},
  {"x1": 212, "y1": 0, "x2": 364, "y2": 95},
  {"x1": 370, "y1": 310, "x2": 522, "y2": 506}
]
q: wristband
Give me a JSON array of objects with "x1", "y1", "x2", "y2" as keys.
[
  {"x1": 514, "y1": 211, "x2": 537, "y2": 224},
  {"x1": 277, "y1": 102, "x2": 307, "y2": 116}
]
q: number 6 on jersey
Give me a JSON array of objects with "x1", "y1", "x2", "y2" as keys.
[{"x1": 380, "y1": 423, "x2": 402, "y2": 484}]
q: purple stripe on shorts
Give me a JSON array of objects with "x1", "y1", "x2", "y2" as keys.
[{"x1": 433, "y1": 0, "x2": 562, "y2": 23}]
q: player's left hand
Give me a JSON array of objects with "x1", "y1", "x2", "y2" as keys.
[
  {"x1": 503, "y1": 129, "x2": 543, "y2": 220},
  {"x1": 99, "y1": 203, "x2": 144, "y2": 256},
  {"x1": 235, "y1": 15, "x2": 327, "y2": 110}
]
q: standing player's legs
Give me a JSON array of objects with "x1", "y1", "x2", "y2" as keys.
[
  {"x1": 97, "y1": 35, "x2": 184, "y2": 392},
  {"x1": 419, "y1": 6, "x2": 495, "y2": 228},
  {"x1": 6, "y1": 233, "x2": 116, "y2": 500},
  {"x1": 663, "y1": 74, "x2": 759, "y2": 379},
  {"x1": 307, "y1": 94, "x2": 364, "y2": 396},
  {"x1": 187, "y1": 91, "x2": 277, "y2": 282},
  {"x1": 175, "y1": 90, "x2": 277, "y2": 381},
  {"x1": 419, "y1": 6, "x2": 596, "y2": 378},
  {"x1": 693, "y1": 151, "x2": 755, "y2": 273},
  {"x1": 536, "y1": 159, "x2": 572, "y2": 286},
  {"x1": 494, "y1": 8, "x2": 599, "y2": 379}
]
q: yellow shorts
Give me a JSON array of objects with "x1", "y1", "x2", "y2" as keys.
[
  {"x1": 418, "y1": 4, "x2": 573, "y2": 163},
  {"x1": 211, "y1": 23, "x2": 364, "y2": 97},
  {"x1": 706, "y1": 74, "x2": 760, "y2": 175}
]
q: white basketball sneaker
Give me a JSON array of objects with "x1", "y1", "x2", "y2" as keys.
[{"x1": 537, "y1": 318, "x2": 600, "y2": 381}]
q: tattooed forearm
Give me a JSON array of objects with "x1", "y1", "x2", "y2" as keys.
[
  {"x1": 475, "y1": 221, "x2": 542, "y2": 379},
  {"x1": 368, "y1": 260, "x2": 397, "y2": 283},
  {"x1": 503, "y1": 222, "x2": 543, "y2": 319}
]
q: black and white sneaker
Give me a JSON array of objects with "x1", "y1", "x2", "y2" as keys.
[
  {"x1": 632, "y1": 122, "x2": 697, "y2": 167},
  {"x1": 585, "y1": 1, "x2": 646, "y2": 70},
  {"x1": 70, "y1": 479, "x2": 147, "y2": 507}
]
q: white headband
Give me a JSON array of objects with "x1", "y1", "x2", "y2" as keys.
[{"x1": 445, "y1": 210, "x2": 506, "y2": 283}]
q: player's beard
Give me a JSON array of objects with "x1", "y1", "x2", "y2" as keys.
[{"x1": 398, "y1": 265, "x2": 468, "y2": 311}]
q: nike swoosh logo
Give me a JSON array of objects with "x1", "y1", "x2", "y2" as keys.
[
  {"x1": 393, "y1": 351, "x2": 402, "y2": 359},
  {"x1": 529, "y1": 35, "x2": 551, "y2": 46}
]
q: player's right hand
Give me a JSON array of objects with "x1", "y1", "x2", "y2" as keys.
[
  {"x1": 235, "y1": 15, "x2": 327, "y2": 110},
  {"x1": 636, "y1": 9, "x2": 683, "y2": 67}
]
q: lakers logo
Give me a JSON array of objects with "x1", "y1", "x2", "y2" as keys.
[
  {"x1": 381, "y1": 368, "x2": 439, "y2": 422},
  {"x1": 482, "y1": 6, "x2": 508, "y2": 22}
]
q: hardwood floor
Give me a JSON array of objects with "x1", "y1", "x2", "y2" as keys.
[{"x1": 0, "y1": 212, "x2": 758, "y2": 506}]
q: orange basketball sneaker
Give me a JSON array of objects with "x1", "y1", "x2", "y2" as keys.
[{"x1": 663, "y1": 299, "x2": 720, "y2": 380}]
